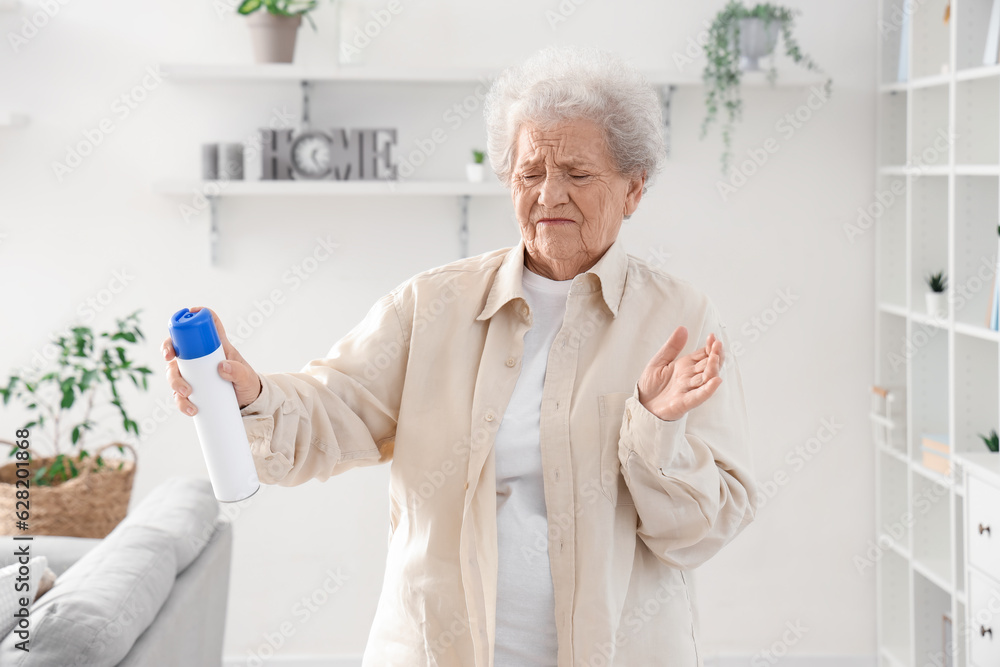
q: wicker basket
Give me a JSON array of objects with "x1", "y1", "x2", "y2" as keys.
[{"x1": 0, "y1": 440, "x2": 137, "y2": 538}]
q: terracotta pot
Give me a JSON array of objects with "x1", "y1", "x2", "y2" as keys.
[{"x1": 246, "y1": 11, "x2": 302, "y2": 64}]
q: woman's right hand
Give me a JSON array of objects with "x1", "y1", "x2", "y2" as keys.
[{"x1": 162, "y1": 306, "x2": 263, "y2": 415}]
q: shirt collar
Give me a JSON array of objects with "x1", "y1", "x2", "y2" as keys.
[{"x1": 476, "y1": 235, "x2": 629, "y2": 321}]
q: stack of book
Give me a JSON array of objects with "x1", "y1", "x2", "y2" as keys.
[{"x1": 921, "y1": 433, "x2": 951, "y2": 475}]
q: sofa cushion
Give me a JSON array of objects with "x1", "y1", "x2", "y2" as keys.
[
  {"x1": 0, "y1": 556, "x2": 47, "y2": 639},
  {"x1": 122, "y1": 476, "x2": 220, "y2": 574},
  {"x1": 0, "y1": 536, "x2": 101, "y2": 578},
  {"x1": 0, "y1": 524, "x2": 177, "y2": 666}
]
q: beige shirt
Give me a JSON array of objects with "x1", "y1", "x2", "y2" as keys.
[{"x1": 239, "y1": 234, "x2": 758, "y2": 667}]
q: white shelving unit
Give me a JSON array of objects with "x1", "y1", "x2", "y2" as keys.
[
  {"x1": 875, "y1": 0, "x2": 1000, "y2": 665},
  {"x1": 154, "y1": 63, "x2": 828, "y2": 264}
]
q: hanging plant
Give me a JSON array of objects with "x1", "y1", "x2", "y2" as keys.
[{"x1": 700, "y1": 1, "x2": 832, "y2": 175}]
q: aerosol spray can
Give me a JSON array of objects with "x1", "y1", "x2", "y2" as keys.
[{"x1": 168, "y1": 308, "x2": 260, "y2": 503}]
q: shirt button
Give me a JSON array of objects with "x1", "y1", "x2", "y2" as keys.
[
  {"x1": 505, "y1": 357, "x2": 516, "y2": 367},
  {"x1": 485, "y1": 411, "x2": 495, "y2": 422},
  {"x1": 625, "y1": 408, "x2": 632, "y2": 423},
  {"x1": 464, "y1": 481, "x2": 469, "y2": 490},
  {"x1": 521, "y1": 305, "x2": 529, "y2": 317}
]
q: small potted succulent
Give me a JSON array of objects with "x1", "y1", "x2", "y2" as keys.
[
  {"x1": 980, "y1": 430, "x2": 999, "y2": 453},
  {"x1": 237, "y1": 0, "x2": 321, "y2": 64},
  {"x1": 701, "y1": 1, "x2": 832, "y2": 175},
  {"x1": 925, "y1": 270, "x2": 948, "y2": 318},
  {"x1": 466, "y1": 149, "x2": 485, "y2": 183}
]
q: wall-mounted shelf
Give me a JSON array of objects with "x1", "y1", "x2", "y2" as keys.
[
  {"x1": 156, "y1": 62, "x2": 828, "y2": 265},
  {"x1": 153, "y1": 180, "x2": 506, "y2": 197},
  {"x1": 159, "y1": 63, "x2": 828, "y2": 88},
  {"x1": 0, "y1": 113, "x2": 28, "y2": 127},
  {"x1": 152, "y1": 179, "x2": 508, "y2": 265},
  {"x1": 159, "y1": 63, "x2": 829, "y2": 160}
]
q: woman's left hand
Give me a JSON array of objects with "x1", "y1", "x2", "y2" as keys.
[{"x1": 637, "y1": 326, "x2": 724, "y2": 422}]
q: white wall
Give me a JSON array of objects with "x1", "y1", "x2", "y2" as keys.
[{"x1": 0, "y1": 0, "x2": 877, "y2": 662}]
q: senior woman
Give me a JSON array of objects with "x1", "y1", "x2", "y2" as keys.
[{"x1": 163, "y1": 46, "x2": 757, "y2": 667}]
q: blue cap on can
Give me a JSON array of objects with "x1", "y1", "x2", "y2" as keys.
[{"x1": 168, "y1": 308, "x2": 221, "y2": 360}]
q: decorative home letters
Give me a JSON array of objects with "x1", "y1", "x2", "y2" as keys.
[{"x1": 259, "y1": 128, "x2": 398, "y2": 181}]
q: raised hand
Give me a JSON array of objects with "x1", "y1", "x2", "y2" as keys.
[
  {"x1": 162, "y1": 306, "x2": 262, "y2": 415},
  {"x1": 637, "y1": 326, "x2": 724, "y2": 422}
]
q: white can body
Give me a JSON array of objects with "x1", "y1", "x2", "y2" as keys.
[{"x1": 175, "y1": 345, "x2": 260, "y2": 502}]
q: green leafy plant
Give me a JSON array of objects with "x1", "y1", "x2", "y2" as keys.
[
  {"x1": 237, "y1": 0, "x2": 321, "y2": 31},
  {"x1": 0, "y1": 310, "x2": 152, "y2": 486},
  {"x1": 701, "y1": 1, "x2": 832, "y2": 174},
  {"x1": 472, "y1": 149, "x2": 485, "y2": 165},
  {"x1": 925, "y1": 270, "x2": 948, "y2": 293},
  {"x1": 980, "y1": 429, "x2": 999, "y2": 453}
]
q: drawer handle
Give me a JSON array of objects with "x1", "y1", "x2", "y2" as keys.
[
  {"x1": 981, "y1": 626, "x2": 993, "y2": 640},
  {"x1": 979, "y1": 523, "x2": 991, "y2": 537}
]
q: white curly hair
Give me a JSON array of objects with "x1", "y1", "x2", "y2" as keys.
[{"x1": 483, "y1": 45, "x2": 666, "y2": 194}]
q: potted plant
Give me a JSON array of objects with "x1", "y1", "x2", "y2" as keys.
[
  {"x1": 925, "y1": 270, "x2": 948, "y2": 318},
  {"x1": 980, "y1": 430, "x2": 999, "y2": 453},
  {"x1": 237, "y1": 0, "x2": 320, "y2": 64},
  {"x1": 467, "y1": 149, "x2": 485, "y2": 183},
  {"x1": 701, "y1": 1, "x2": 832, "y2": 174},
  {"x1": 0, "y1": 310, "x2": 152, "y2": 538}
]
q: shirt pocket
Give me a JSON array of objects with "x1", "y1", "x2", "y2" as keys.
[{"x1": 597, "y1": 391, "x2": 635, "y2": 506}]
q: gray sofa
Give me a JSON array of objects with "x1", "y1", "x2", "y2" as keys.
[{"x1": 0, "y1": 477, "x2": 233, "y2": 666}]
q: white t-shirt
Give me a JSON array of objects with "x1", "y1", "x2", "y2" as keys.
[{"x1": 493, "y1": 265, "x2": 573, "y2": 666}]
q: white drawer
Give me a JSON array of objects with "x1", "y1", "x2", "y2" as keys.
[
  {"x1": 969, "y1": 569, "x2": 1000, "y2": 667},
  {"x1": 968, "y1": 475, "x2": 1000, "y2": 583}
]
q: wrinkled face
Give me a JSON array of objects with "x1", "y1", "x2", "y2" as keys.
[{"x1": 510, "y1": 118, "x2": 643, "y2": 274}]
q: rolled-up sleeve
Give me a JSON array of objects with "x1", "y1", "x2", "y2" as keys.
[
  {"x1": 616, "y1": 300, "x2": 758, "y2": 570},
  {"x1": 239, "y1": 285, "x2": 410, "y2": 487}
]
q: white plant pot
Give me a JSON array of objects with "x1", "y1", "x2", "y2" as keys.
[
  {"x1": 466, "y1": 163, "x2": 484, "y2": 183},
  {"x1": 925, "y1": 291, "x2": 947, "y2": 319},
  {"x1": 246, "y1": 12, "x2": 302, "y2": 64},
  {"x1": 735, "y1": 17, "x2": 781, "y2": 71}
]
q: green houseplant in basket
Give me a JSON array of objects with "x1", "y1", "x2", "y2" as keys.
[
  {"x1": 701, "y1": 1, "x2": 832, "y2": 175},
  {"x1": 0, "y1": 309, "x2": 153, "y2": 538}
]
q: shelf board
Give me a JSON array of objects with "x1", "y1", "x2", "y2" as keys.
[
  {"x1": 159, "y1": 63, "x2": 829, "y2": 88},
  {"x1": 956, "y1": 63, "x2": 1000, "y2": 82},
  {"x1": 877, "y1": 442, "x2": 909, "y2": 465},
  {"x1": 878, "y1": 646, "x2": 909, "y2": 667},
  {"x1": 954, "y1": 164, "x2": 1000, "y2": 175},
  {"x1": 912, "y1": 556, "x2": 954, "y2": 595},
  {"x1": 878, "y1": 302, "x2": 908, "y2": 318},
  {"x1": 880, "y1": 534, "x2": 911, "y2": 560},
  {"x1": 877, "y1": 165, "x2": 950, "y2": 175},
  {"x1": 0, "y1": 113, "x2": 28, "y2": 127},
  {"x1": 908, "y1": 72, "x2": 952, "y2": 90},
  {"x1": 878, "y1": 72, "x2": 951, "y2": 92},
  {"x1": 908, "y1": 310, "x2": 949, "y2": 329},
  {"x1": 954, "y1": 321, "x2": 1000, "y2": 342},
  {"x1": 911, "y1": 459, "x2": 953, "y2": 489},
  {"x1": 878, "y1": 81, "x2": 908, "y2": 94},
  {"x1": 153, "y1": 179, "x2": 510, "y2": 197}
]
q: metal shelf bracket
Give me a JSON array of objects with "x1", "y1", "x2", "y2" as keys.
[
  {"x1": 659, "y1": 84, "x2": 676, "y2": 158},
  {"x1": 458, "y1": 194, "x2": 470, "y2": 258}
]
